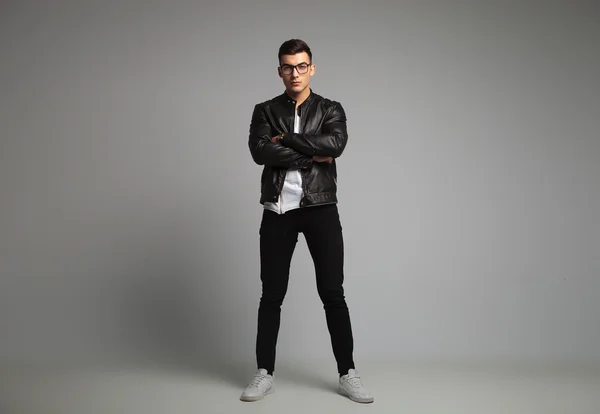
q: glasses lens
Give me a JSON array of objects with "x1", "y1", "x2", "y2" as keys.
[{"x1": 281, "y1": 64, "x2": 310, "y2": 75}]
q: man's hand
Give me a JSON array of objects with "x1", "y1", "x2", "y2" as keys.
[{"x1": 313, "y1": 156, "x2": 333, "y2": 163}]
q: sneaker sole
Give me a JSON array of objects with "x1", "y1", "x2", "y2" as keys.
[
  {"x1": 338, "y1": 387, "x2": 374, "y2": 404},
  {"x1": 240, "y1": 387, "x2": 274, "y2": 402}
]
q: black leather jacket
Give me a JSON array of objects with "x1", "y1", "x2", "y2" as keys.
[{"x1": 248, "y1": 89, "x2": 348, "y2": 207}]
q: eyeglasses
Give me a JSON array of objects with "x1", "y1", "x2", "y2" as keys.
[{"x1": 279, "y1": 62, "x2": 312, "y2": 75}]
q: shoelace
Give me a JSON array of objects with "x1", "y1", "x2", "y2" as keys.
[
  {"x1": 250, "y1": 374, "x2": 270, "y2": 388},
  {"x1": 345, "y1": 375, "x2": 364, "y2": 388}
]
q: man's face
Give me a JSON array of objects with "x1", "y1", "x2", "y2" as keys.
[{"x1": 278, "y1": 52, "x2": 315, "y2": 95}]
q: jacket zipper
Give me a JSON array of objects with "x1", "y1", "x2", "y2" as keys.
[
  {"x1": 279, "y1": 100, "x2": 304, "y2": 215},
  {"x1": 279, "y1": 167, "x2": 284, "y2": 214},
  {"x1": 283, "y1": 103, "x2": 295, "y2": 214}
]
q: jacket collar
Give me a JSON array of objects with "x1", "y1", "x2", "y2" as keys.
[{"x1": 280, "y1": 88, "x2": 316, "y2": 115}]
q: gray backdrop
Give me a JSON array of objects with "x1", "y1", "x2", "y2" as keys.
[{"x1": 1, "y1": 0, "x2": 599, "y2": 371}]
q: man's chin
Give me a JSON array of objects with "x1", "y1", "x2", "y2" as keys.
[{"x1": 287, "y1": 85, "x2": 304, "y2": 94}]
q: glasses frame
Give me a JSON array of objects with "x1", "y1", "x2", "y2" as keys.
[{"x1": 279, "y1": 61, "x2": 312, "y2": 75}]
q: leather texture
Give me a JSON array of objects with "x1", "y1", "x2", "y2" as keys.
[{"x1": 248, "y1": 90, "x2": 348, "y2": 207}]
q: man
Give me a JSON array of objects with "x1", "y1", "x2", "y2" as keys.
[{"x1": 241, "y1": 39, "x2": 373, "y2": 404}]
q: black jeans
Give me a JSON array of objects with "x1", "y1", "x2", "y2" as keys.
[{"x1": 255, "y1": 203, "x2": 355, "y2": 375}]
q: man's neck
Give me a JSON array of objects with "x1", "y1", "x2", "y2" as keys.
[{"x1": 286, "y1": 88, "x2": 311, "y2": 108}]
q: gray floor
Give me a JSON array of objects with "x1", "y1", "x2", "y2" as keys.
[{"x1": 1, "y1": 359, "x2": 599, "y2": 414}]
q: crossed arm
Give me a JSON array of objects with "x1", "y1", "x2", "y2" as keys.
[
  {"x1": 248, "y1": 102, "x2": 348, "y2": 167},
  {"x1": 279, "y1": 101, "x2": 348, "y2": 159},
  {"x1": 248, "y1": 104, "x2": 313, "y2": 168}
]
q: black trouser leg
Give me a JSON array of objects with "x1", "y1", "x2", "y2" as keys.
[
  {"x1": 302, "y1": 205, "x2": 355, "y2": 375},
  {"x1": 255, "y1": 209, "x2": 298, "y2": 375}
]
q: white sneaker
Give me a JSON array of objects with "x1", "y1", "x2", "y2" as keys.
[
  {"x1": 240, "y1": 368, "x2": 274, "y2": 402},
  {"x1": 339, "y1": 369, "x2": 374, "y2": 403}
]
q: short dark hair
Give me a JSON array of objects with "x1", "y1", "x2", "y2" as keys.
[{"x1": 278, "y1": 39, "x2": 312, "y2": 64}]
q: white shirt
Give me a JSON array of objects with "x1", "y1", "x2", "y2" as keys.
[{"x1": 264, "y1": 108, "x2": 303, "y2": 214}]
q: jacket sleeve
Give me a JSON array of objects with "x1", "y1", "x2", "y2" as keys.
[
  {"x1": 280, "y1": 101, "x2": 348, "y2": 158},
  {"x1": 248, "y1": 104, "x2": 313, "y2": 168}
]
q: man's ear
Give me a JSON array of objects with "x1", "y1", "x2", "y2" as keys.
[{"x1": 277, "y1": 67, "x2": 282, "y2": 78}]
